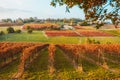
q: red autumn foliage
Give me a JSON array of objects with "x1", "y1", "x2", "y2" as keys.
[
  {"x1": 22, "y1": 23, "x2": 59, "y2": 30},
  {"x1": 45, "y1": 30, "x2": 79, "y2": 37}
]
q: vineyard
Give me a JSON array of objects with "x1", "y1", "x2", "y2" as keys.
[
  {"x1": 45, "y1": 30, "x2": 113, "y2": 37},
  {"x1": 0, "y1": 42, "x2": 120, "y2": 79},
  {"x1": 76, "y1": 30, "x2": 114, "y2": 37},
  {"x1": 22, "y1": 23, "x2": 59, "y2": 30},
  {"x1": 45, "y1": 30, "x2": 79, "y2": 37}
]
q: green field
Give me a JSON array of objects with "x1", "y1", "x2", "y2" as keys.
[
  {"x1": 1, "y1": 26, "x2": 120, "y2": 44},
  {"x1": 1, "y1": 31, "x2": 120, "y2": 44},
  {"x1": 0, "y1": 31, "x2": 48, "y2": 42}
]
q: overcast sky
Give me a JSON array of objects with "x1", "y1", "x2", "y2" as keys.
[{"x1": 0, "y1": 0, "x2": 85, "y2": 19}]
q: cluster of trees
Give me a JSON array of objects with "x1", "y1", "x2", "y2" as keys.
[
  {"x1": 0, "y1": 17, "x2": 39, "y2": 24},
  {"x1": 6, "y1": 27, "x2": 21, "y2": 34},
  {"x1": 0, "y1": 26, "x2": 34, "y2": 36}
]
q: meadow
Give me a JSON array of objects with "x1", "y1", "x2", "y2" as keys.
[{"x1": 0, "y1": 26, "x2": 120, "y2": 44}]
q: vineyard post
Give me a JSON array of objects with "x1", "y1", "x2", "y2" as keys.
[
  {"x1": 22, "y1": 53, "x2": 25, "y2": 73},
  {"x1": 48, "y1": 44, "x2": 56, "y2": 75},
  {"x1": 99, "y1": 49, "x2": 109, "y2": 69},
  {"x1": 74, "y1": 46, "x2": 83, "y2": 72},
  {"x1": 3, "y1": 58, "x2": 7, "y2": 65},
  {"x1": 97, "y1": 49, "x2": 101, "y2": 65},
  {"x1": 11, "y1": 54, "x2": 14, "y2": 61}
]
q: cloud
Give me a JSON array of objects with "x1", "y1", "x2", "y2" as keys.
[
  {"x1": 0, "y1": 0, "x2": 28, "y2": 7},
  {"x1": 0, "y1": 6, "x2": 33, "y2": 19},
  {"x1": 0, "y1": 6, "x2": 32, "y2": 13}
]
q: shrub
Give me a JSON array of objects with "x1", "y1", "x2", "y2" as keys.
[
  {"x1": 15, "y1": 29, "x2": 21, "y2": 33},
  {"x1": 95, "y1": 41, "x2": 100, "y2": 44},
  {"x1": 7, "y1": 27, "x2": 15, "y2": 33},
  {"x1": 86, "y1": 38, "x2": 92, "y2": 44},
  {"x1": 95, "y1": 23, "x2": 104, "y2": 29},
  {"x1": 27, "y1": 29, "x2": 33, "y2": 34},
  {"x1": 86, "y1": 38, "x2": 100, "y2": 44},
  {"x1": 26, "y1": 26, "x2": 31, "y2": 30},
  {"x1": 80, "y1": 21, "x2": 90, "y2": 26},
  {"x1": 0, "y1": 31, "x2": 4, "y2": 35},
  {"x1": 60, "y1": 24, "x2": 64, "y2": 28},
  {"x1": 106, "y1": 42, "x2": 111, "y2": 44}
]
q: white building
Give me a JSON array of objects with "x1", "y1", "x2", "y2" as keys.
[{"x1": 61, "y1": 25, "x2": 75, "y2": 30}]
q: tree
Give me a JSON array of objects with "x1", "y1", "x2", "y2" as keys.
[
  {"x1": 2, "y1": 18, "x2": 13, "y2": 23},
  {"x1": 16, "y1": 18, "x2": 24, "y2": 24},
  {"x1": 7, "y1": 27, "x2": 15, "y2": 33},
  {"x1": 51, "y1": 0, "x2": 120, "y2": 28}
]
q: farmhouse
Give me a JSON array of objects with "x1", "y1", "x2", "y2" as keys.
[{"x1": 61, "y1": 25, "x2": 75, "y2": 30}]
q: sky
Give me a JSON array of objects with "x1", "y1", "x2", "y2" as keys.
[{"x1": 0, "y1": 0, "x2": 85, "y2": 19}]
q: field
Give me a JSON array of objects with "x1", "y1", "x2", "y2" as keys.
[
  {"x1": 1, "y1": 31, "x2": 120, "y2": 44},
  {"x1": 0, "y1": 26, "x2": 120, "y2": 44},
  {"x1": 0, "y1": 26, "x2": 120, "y2": 79},
  {"x1": 45, "y1": 30, "x2": 113, "y2": 37},
  {"x1": 0, "y1": 31, "x2": 48, "y2": 42},
  {"x1": 45, "y1": 30, "x2": 79, "y2": 37}
]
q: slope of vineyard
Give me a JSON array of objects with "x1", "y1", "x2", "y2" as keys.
[
  {"x1": 0, "y1": 42, "x2": 120, "y2": 79},
  {"x1": 21, "y1": 48, "x2": 49, "y2": 80},
  {"x1": 0, "y1": 59, "x2": 19, "y2": 79}
]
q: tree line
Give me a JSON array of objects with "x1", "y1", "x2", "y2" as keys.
[{"x1": 0, "y1": 17, "x2": 83, "y2": 24}]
